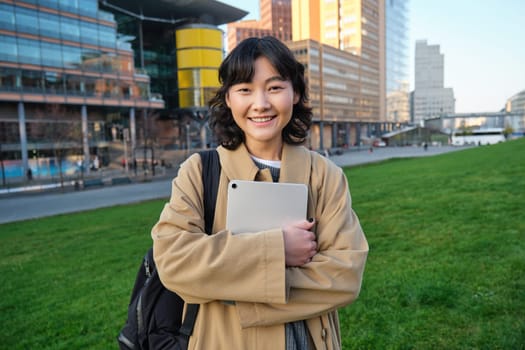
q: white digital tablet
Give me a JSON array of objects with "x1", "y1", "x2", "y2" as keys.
[{"x1": 226, "y1": 180, "x2": 308, "y2": 234}]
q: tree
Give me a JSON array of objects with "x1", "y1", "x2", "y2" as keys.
[
  {"x1": 503, "y1": 126, "x2": 514, "y2": 139},
  {"x1": 33, "y1": 104, "x2": 82, "y2": 190}
]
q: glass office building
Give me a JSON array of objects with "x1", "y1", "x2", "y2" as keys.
[
  {"x1": 0, "y1": 0, "x2": 164, "y2": 181},
  {"x1": 0, "y1": 0, "x2": 246, "y2": 183},
  {"x1": 385, "y1": 0, "x2": 410, "y2": 123},
  {"x1": 99, "y1": 0, "x2": 246, "y2": 150}
]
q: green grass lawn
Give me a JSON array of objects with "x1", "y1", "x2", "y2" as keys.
[{"x1": 1, "y1": 139, "x2": 524, "y2": 349}]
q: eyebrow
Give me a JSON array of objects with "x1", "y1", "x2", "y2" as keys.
[
  {"x1": 266, "y1": 76, "x2": 286, "y2": 83},
  {"x1": 232, "y1": 75, "x2": 286, "y2": 85}
]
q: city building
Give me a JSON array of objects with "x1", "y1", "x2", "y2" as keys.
[
  {"x1": 506, "y1": 89, "x2": 525, "y2": 115},
  {"x1": 287, "y1": 39, "x2": 385, "y2": 149},
  {"x1": 226, "y1": 0, "x2": 412, "y2": 149},
  {"x1": 425, "y1": 111, "x2": 525, "y2": 138},
  {"x1": 227, "y1": 0, "x2": 291, "y2": 51},
  {"x1": 0, "y1": 0, "x2": 164, "y2": 181},
  {"x1": 228, "y1": 0, "x2": 389, "y2": 149},
  {"x1": 0, "y1": 0, "x2": 246, "y2": 182},
  {"x1": 413, "y1": 39, "x2": 455, "y2": 124},
  {"x1": 385, "y1": 0, "x2": 410, "y2": 123},
  {"x1": 380, "y1": 125, "x2": 448, "y2": 147},
  {"x1": 100, "y1": 1, "x2": 246, "y2": 152},
  {"x1": 293, "y1": 0, "x2": 386, "y2": 148}
]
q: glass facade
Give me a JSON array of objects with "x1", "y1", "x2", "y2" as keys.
[
  {"x1": 385, "y1": 0, "x2": 410, "y2": 123},
  {"x1": 0, "y1": 1, "x2": 158, "y2": 101},
  {"x1": 0, "y1": 0, "x2": 163, "y2": 181}
]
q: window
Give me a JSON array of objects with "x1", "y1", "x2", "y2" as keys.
[
  {"x1": 80, "y1": 21, "x2": 98, "y2": 45},
  {"x1": 38, "y1": 12, "x2": 60, "y2": 39},
  {"x1": 60, "y1": 17, "x2": 80, "y2": 42},
  {"x1": 62, "y1": 46, "x2": 82, "y2": 69},
  {"x1": 44, "y1": 71, "x2": 64, "y2": 94},
  {"x1": 65, "y1": 74, "x2": 83, "y2": 95},
  {"x1": 98, "y1": 25, "x2": 116, "y2": 48},
  {"x1": 0, "y1": 68, "x2": 19, "y2": 90},
  {"x1": 58, "y1": 0, "x2": 79, "y2": 14},
  {"x1": 40, "y1": 42, "x2": 62, "y2": 68},
  {"x1": 0, "y1": 36, "x2": 17, "y2": 62},
  {"x1": 15, "y1": 6, "x2": 37, "y2": 35},
  {"x1": 17, "y1": 38, "x2": 41, "y2": 65},
  {"x1": 0, "y1": 4, "x2": 15, "y2": 31},
  {"x1": 78, "y1": 0, "x2": 97, "y2": 18},
  {"x1": 21, "y1": 69, "x2": 43, "y2": 92}
]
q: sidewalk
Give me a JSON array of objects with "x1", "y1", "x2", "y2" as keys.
[
  {"x1": 329, "y1": 145, "x2": 463, "y2": 167},
  {"x1": 0, "y1": 146, "x2": 465, "y2": 224}
]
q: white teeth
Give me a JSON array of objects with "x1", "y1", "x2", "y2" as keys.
[{"x1": 251, "y1": 117, "x2": 273, "y2": 122}]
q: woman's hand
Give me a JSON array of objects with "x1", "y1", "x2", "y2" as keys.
[{"x1": 282, "y1": 219, "x2": 317, "y2": 267}]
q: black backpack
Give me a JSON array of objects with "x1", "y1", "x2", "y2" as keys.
[{"x1": 117, "y1": 150, "x2": 221, "y2": 350}]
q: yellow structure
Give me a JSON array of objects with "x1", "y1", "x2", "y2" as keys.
[{"x1": 176, "y1": 25, "x2": 223, "y2": 108}]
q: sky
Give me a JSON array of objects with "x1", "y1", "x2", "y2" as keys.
[{"x1": 221, "y1": 0, "x2": 525, "y2": 113}]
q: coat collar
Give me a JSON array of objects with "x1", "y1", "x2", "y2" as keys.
[{"x1": 217, "y1": 143, "x2": 312, "y2": 185}]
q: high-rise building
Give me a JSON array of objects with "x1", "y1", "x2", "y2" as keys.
[
  {"x1": 293, "y1": 0, "x2": 410, "y2": 125},
  {"x1": 413, "y1": 40, "x2": 455, "y2": 123},
  {"x1": 225, "y1": 0, "x2": 410, "y2": 149},
  {"x1": 293, "y1": 0, "x2": 382, "y2": 55},
  {"x1": 385, "y1": 0, "x2": 409, "y2": 123},
  {"x1": 0, "y1": 0, "x2": 163, "y2": 180},
  {"x1": 227, "y1": 0, "x2": 291, "y2": 51},
  {"x1": 292, "y1": 0, "x2": 386, "y2": 148}
]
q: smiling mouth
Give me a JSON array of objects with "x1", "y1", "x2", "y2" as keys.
[{"x1": 249, "y1": 116, "x2": 275, "y2": 123}]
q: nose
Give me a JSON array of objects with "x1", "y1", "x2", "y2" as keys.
[{"x1": 252, "y1": 90, "x2": 270, "y2": 111}]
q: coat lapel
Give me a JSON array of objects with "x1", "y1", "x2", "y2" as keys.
[
  {"x1": 217, "y1": 143, "x2": 312, "y2": 185},
  {"x1": 280, "y1": 143, "x2": 311, "y2": 185},
  {"x1": 217, "y1": 144, "x2": 259, "y2": 181}
]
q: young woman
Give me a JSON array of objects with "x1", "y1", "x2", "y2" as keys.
[{"x1": 152, "y1": 36, "x2": 368, "y2": 349}]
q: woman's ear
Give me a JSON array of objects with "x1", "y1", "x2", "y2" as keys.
[
  {"x1": 225, "y1": 92, "x2": 231, "y2": 108},
  {"x1": 293, "y1": 92, "x2": 300, "y2": 104}
]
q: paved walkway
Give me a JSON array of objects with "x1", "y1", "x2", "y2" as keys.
[
  {"x1": 328, "y1": 145, "x2": 463, "y2": 167},
  {"x1": 0, "y1": 146, "x2": 465, "y2": 224}
]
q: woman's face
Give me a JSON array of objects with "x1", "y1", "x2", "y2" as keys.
[{"x1": 226, "y1": 56, "x2": 299, "y2": 159}]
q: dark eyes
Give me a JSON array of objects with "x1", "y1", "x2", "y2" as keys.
[{"x1": 234, "y1": 85, "x2": 284, "y2": 93}]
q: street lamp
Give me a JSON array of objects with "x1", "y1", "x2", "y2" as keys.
[{"x1": 186, "y1": 122, "x2": 191, "y2": 156}]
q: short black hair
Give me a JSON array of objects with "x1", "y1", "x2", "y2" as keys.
[{"x1": 208, "y1": 36, "x2": 312, "y2": 150}]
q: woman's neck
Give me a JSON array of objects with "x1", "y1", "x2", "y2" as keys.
[{"x1": 244, "y1": 140, "x2": 283, "y2": 160}]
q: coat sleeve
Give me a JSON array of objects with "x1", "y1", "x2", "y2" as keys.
[
  {"x1": 236, "y1": 161, "x2": 369, "y2": 328},
  {"x1": 151, "y1": 154, "x2": 288, "y2": 305}
]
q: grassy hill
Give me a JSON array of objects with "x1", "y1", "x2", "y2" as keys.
[{"x1": 0, "y1": 138, "x2": 523, "y2": 349}]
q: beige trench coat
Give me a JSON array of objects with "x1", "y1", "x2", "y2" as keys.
[{"x1": 152, "y1": 143, "x2": 368, "y2": 349}]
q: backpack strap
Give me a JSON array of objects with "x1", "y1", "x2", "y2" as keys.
[
  {"x1": 179, "y1": 149, "x2": 221, "y2": 339},
  {"x1": 199, "y1": 149, "x2": 221, "y2": 236}
]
